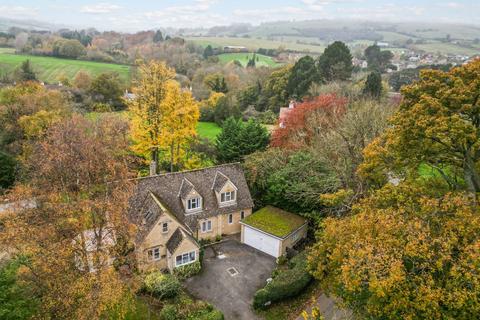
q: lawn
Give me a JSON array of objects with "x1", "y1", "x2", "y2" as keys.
[
  {"x1": 218, "y1": 53, "x2": 282, "y2": 68},
  {"x1": 196, "y1": 122, "x2": 221, "y2": 141},
  {"x1": 0, "y1": 51, "x2": 131, "y2": 84}
]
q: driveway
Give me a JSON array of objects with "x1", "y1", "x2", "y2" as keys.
[{"x1": 184, "y1": 239, "x2": 276, "y2": 320}]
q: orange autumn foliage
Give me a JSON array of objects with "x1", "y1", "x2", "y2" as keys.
[{"x1": 270, "y1": 94, "x2": 347, "y2": 149}]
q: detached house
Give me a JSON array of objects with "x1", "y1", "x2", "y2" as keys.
[{"x1": 129, "y1": 164, "x2": 254, "y2": 272}]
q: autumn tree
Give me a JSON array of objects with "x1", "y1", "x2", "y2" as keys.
[
  {"x1": 88, "y1": 72, "x2": 125, "y2": 110},
  {"x1": 270, "y1": 94, "x2": 347, "y2": 149},
  {"x1": 258, "y1": 65, "x2": 292, "y2": 112},
  {"x1": 204, "y1": 73, "x2": 228, "y2": 93},
  {"x1": 129, "y1": 61, "x2": 199, "y2": 173},
  {"x1": 0, "y1": 114, "x2": 135, "y2": 319},
  {"x1": 359, "y1": 59, "x2": 480, "y2": 192},
  {"x1": 308, "y1": 182, "x2": 480, "y2": 319},
  {"x1": 74, "y1": 70, "x2": 92, "y2": 90}
]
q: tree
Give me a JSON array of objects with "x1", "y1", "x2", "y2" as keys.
[
  {"x1": 287, "y1": 55, "x2": 317, "y2": 99},
  {"x1": 16, "y1": 60, "x2": 36, "y2": 82},
  {"x1": 316, "y1": 41, "x2": 353, "y2": 82},
  {"x1": 88, "y1": 72, "x2": 125, "y2": 110},
  {"x1": 73, "y1": 70, "x2": 92, "y2": 90},
  {"x1": 308, "y1": 183, "x2": 480, "y2": 319},
  {"x1": 247, "y1": 54, "x2": 256, "y2": 68},
  {"x1": 271, "y1": 94, "x2": 347, "y2": 149},
  {"x1": 203, "y1": 45, "x2": 214, "y2": 59},
  {"x1": 0, "y1": 114, "x2": 135, "y2": 319},
  {"x1": 244, "y1": 148, "x2": 339, "y2": 213},
  {"x1": 362, "y1": 71, "x2": 382, "y2": 99},
  {"x1": 258, "y1": 65, "x2": 292, "y2": 112},
  {"x1": 360, "y1": 60, "x2": 480, "y2": 192},
  {"x1": 129, "y1": 61, "x2": 199, "y2": 173},
  {"x1": 52, "y1": 39, "x2": 86, "y2": 59},
  {"x1": 203, "y1": 73, "x2": 228, "y2": 93},
  {"x1": 0, "y1": 150, "x2": 15, "y2": 190},
  {"x1": 215, "y1": 117, "x2": 269, "y2": 163},
  {"x1": 213, "y1": 95, "x2": 240, "y2": 125},
  {"x1": 364, "y1": 44, "x2": 393, "y2": 72},
  {"x1": 153, "y1": 30, "x2": 164, "y2": 43}
]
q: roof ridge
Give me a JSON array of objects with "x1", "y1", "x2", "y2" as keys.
[{"x1": 134, "y1": 163, "x2": 242, "y2": 181}]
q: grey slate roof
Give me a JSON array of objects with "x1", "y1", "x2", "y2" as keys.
[
  {"x1": 178, "y1": 178, "x2": 195, "y2": 199},
  {"x1": 129, "y1": 163, "x2": 254, "y2": 234},
  {"x1": 166, "y1": 228, "x2": 183, "y2": 254},
  {"x1": 212, "y1": 171, "x2": 230, "y2": 192}
]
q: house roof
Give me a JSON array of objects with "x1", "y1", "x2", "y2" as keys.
[
  {"x1": 129, "y1": 163, "x2": 254, "y2": 234},
  {"x1": 166, "y1": 227, "x2": 199, "y2": 254},
  {"x1": 241, "y1": 206, "x2": 307, "y2": 239}
]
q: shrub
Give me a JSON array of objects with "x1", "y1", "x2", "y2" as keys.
[
  {"x1": 143, "y1": 272, "x2": 181, "y2": 299},
  {"x1": 160, "y1": 304, "x2": 178, "y2": 320},
  {"x1": 253, "y1": 253, "x2": 312, "y2": 309},
  {"x1": 215, "y1": 235, "x2": 222, "y2": 242},
  {"x1": 276, "y1": 255, "x2": 287, "y2": 265},
  {"x1": 173, "y1": 261, "x2": 201, "y2": 280}
]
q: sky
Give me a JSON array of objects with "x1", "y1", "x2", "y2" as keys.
[{"x1": 0, "y1": 0, "x2": 479, "y2": 31}]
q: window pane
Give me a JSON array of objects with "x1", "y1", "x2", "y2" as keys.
[
  {"x1": 176, "y1": 255, "x2": 182, "y2": 265},
  {"x1": 229, "y1": 214, "x2": 232, "y2": 223},
  {"x1": 241, "y1": 211, "x2": 244, "y2": 219},
  {"x1": 189, "y1": 251, "x2": 195, "y2": 261},
  {"x1": 147, "y1": 250, "x2": 153, "y2": 260},
  {"x1": 154, "y1": 248, "x2": 160, "y2": 259},
  {"x1": 207, "y1": 220, "x2": 212, "y2": 230}
]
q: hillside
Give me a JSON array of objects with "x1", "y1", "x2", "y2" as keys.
[
  {"x1": 0, "y1": 48, "x2": 131, "y2": 84},
  {"x1": 218, "y1": 53, "x2": 282, "y2": 67}
]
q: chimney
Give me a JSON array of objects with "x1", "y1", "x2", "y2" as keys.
[{"x1": 149, "y1": 161, "x2": 157, "y2": 176}]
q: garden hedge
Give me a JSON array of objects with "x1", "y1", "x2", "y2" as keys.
[{"x1": 253, "y1": 253, "x2": 312, "y2": 309}]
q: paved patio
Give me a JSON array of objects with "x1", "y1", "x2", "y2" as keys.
[{"x1": 184, "y1": 239, "x2": 276, "y2": 320}]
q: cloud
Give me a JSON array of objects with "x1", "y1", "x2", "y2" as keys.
[
  {"x1": 0, "y1": 5, "x2": 38, "y2": 19},
  {"x1": 80, "y1": 3, "x2": 122, "y2": 14}
]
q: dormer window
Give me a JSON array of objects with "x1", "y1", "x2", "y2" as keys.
[
  {"x1": 221, "y1": 190, "x2": 236, "y2": 203},
  {"x1": 187, "y1": 197, "x2": 202, "y2": 211}
]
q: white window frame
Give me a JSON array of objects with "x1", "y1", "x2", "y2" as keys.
[
  {"x1": 187, "y1": 197, "x2": 202, "y2": 212},
  {"x1": 147, "y1": 247, "x2": 161, "y2": 261},
  {"x1": 228, "y1": 213, "x2": 233, "y2": 224},
  {"x1": 162, "y1": 222, "x2": 168, "y2": 233},
  {"x1": 201, "y1": 220, "x2": 212, "y2": 233},
  {"x1": 220, "y1": 190, "x2": 236, "y2": 203},
  {"x1": 175, "y1": 251, "x2": 196, "y2": 267}
]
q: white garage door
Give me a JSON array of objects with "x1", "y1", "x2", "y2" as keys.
[{"x1": 243, "y1": 226, "x2": 280, "y2": 258}]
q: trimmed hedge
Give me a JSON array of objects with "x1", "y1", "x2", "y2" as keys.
[
  {"x1": 174, "y1": 260, "x2": 201, "y2": 280},
  {"x1": 143, "y1": 272, "x2": 181, "y2": 299},
  {"x1": 253, "y1": 253, "x2": 312, "y2": 309}
]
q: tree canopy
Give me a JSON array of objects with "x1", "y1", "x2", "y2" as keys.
[{"x1": 317, "y1": 41, "x2": 353, "y2": 82}]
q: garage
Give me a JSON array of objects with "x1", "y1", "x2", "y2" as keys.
[
  {"x1": 240, "y1": 206, "x2": 307, "y2": 258},
  {"x1": 243, "y1": 225, "x2": 280, "y2": 257}
]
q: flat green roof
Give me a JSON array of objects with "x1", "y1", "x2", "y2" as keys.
[{"x1": 242, "y1": 206, "x2": 306, "y2": 238}]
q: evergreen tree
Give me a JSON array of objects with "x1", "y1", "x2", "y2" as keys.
[
  {"x1": 203, "y1": 45, "x2": 214, "y2": 59},
  {"x1": 153, "y1": 30, "x2": 164, "y2": 43},
  {"x1": 17, "y1": 60, "x2": 37, "y2": 82},
  {"x1": 247, "y1": 54, "x2": 256, "y2": 68},
  {"x1": 364, "y1": 44, "x2": 393, "y2": 72},
  {"x1": 316, "y1": 41, "x2": 353, "y2": 82},
  {"x1": 0, "y1": 150, "x2": 15, "y2": 190},
  {"x1": 287, "y1": 55, "x2": 317, "y2": 99},
  {"x1": 215, "y1": 117, "x2": 269, "y2": 163},
  {"x1": 362, "y1": 71, "x2": 382, "y2": 99}
]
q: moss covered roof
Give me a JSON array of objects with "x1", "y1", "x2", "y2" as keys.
[{"x1": 242, "y1": 206, "x2": 306, "y2": 238}]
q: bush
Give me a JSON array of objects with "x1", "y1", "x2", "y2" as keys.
[
  {"x1": 160, "y1": 304, "x2": 178, "y2": 320},
  {"x1": 173, "y1": 261, "x2": 201, "y2": 280},
  {"x1": 253, "y1": 253, "x2": 312, "y2": 309},
  {"x1": 143, "y1": 272, "x2": 181, "y2": 299}
]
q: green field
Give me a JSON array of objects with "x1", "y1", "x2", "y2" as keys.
[
  {"x1": 0, "y1": 50, "x2": 131, "y2": 84},
  {"x1": 218, "y1": 53, "x2": 282, "y2": 67},
  {"x1": 197, "y1": 122, "x2": 221, "y2": 141},
  {"x1": 186, "y1": 36, "x2": 325, "y2": 54}
]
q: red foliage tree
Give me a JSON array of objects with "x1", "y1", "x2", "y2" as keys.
[{"x1": 271, "y1": 94, "x2": 347, "y2": 149}]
